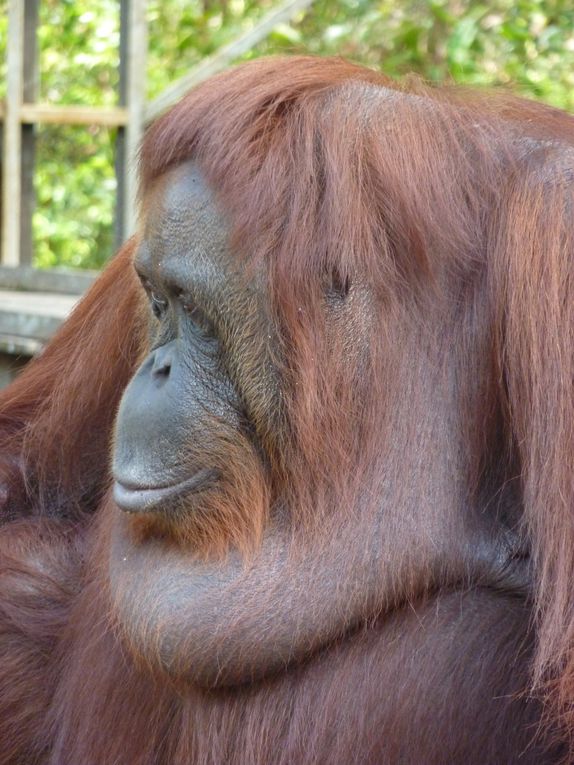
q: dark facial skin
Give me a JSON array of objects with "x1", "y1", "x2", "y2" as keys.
[{"x1": 113, "y1": 164, "x2": 270, "y2": 514}]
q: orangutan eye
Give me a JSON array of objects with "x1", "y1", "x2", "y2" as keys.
[
  {"x1": 150, "y1": 291, "x2": 168, "y2": 319},
  {"x1": 183, "y1": 302, "x2": 216, "y2": 338}
]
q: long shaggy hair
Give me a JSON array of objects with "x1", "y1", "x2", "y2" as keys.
[
  {"x1": 141, "y1": 57, "x2": 574, "y2": 716},
  {"x1": 1, "y1": 56, "x2": 574, "y2": 763}
]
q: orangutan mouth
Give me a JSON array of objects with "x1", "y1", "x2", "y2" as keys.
[{"x1": 112, "y1": 468, "x2": 217, "y2": 514}]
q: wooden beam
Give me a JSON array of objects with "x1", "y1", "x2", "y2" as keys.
[
  {"x1": 0, "y1": 288, "x2": 79, "y2": 343},
  {"x1": 0, "y1": 334, "x2": 43, "y2": 359},
  {"x1": 2, "y1": 0, "x2": 24, "y2": 266},
  {"x1": 145, "y1": 0, "x2": 315, "y2": 123},
  {"x1": 19, "y1": 104, "x2": 130, "y2": 126},
  {"x1": 0, "y1": 265, "x2": 97, "y2": 294}
]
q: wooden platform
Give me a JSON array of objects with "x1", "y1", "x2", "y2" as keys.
[{"x1": 0, "y1": 289, "x2": 79, "y2": 386}]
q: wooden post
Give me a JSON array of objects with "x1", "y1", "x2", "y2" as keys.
[
  {"x1": 116, "y1": 0, "x2": 147, "y2": 244},
  {"x1": 2, "y1": 0, "x2": 24, "y2": 267},
  {"x1": 20, "y1": 0, "x2": 40, "y2": 266}
]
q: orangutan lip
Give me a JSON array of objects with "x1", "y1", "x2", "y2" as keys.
[{"x1": 112, "y1": 468, "x2": 217, "y2": 514}]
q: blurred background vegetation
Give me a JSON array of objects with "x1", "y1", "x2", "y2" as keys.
[{"x1": 0, "y1": 0, "x2": 573, "y2": 269}]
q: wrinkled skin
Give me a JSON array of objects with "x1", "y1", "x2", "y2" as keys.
[{"x1": 114, "y1": 166, "x2": 248, "y2": 509}]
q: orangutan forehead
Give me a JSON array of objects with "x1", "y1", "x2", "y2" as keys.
[
  {"x1": 142, "y1": 164, "x2": 225, "y2": 236},
  {"x1": 335, "y1": 81, "x2": 420, "y2": 114},
  {"x1": 328, "y1": 83, "x2": 441, "y2": 144},
  {"x1": 150, "y1": 163, "x2": 221, "y2": 222},
  {"x1": 136, "y1": 163, "x2": 231, "y2": 282}
]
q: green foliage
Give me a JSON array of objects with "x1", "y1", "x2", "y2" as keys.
[
  {"x1": 34, "y1": 0, "x2": 119, "y2": 267},
  {"x1": 251, "y1": 0, "x2": 574, "y2": 109},
  {"x1": 146, "y1": 0, "x2": 278, "y2": 99},
  {"x1": 34, "y1": 125, "x2": 117, "y2": 269},
  {"x1": 0, "y1": 0, "x2": 573, "y2": 269}
]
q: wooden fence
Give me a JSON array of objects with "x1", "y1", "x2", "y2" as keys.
[
  {"x1": 0, "y1": 0, "x2": 315, "y2": 383},
  {"x1": 0, "y1": 0, "x2": 314, "y2": 289},
  {"x1": 1, "y1": 0, "x2": 146, "y2": 289}
]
